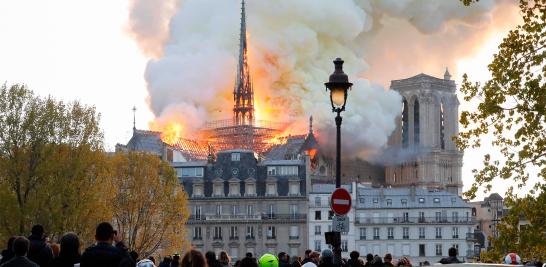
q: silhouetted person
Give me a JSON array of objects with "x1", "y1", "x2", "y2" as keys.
[
  {"x1": 348, "y1": 251, "x2": 363, "y2": 267},
  {"x1": 27, "y1": 225, "x2": 53, "y2": 267},
  {"x1": 365, "y1": 254, "x2": 373, "y2": 267},
  {"x1": 302, "y1": 250, "x2": 313, "y2": 265},
  {"x1": 439, "y1": 248, "x2": 461, "y2": 264},
  {"x1": 0, "y1": 236, "x2": 38, "y2": 267},
  {"x1": 182, "y1": 250, "x2": 208, "y2": 267},
  {"x1": 0, "y1": 237, "x2": 16, "y2": 264},
  {"x1": 172, "y1": 254, "x2": 180, "y2": 267},
  {"x1": 80, "y1": 222, "x2": 133, "y2": 267},
  {"x1": 384, "y1": 254, "x2": 394, "y2": 267},
  {"x1": 206, "y1": 251, "x2": 222, "y2": 267},
  {"x1": 50, "y1": 233, "x2": 81, "y2": 267},
  {"x1": 159, "y1": 256, "x2": 172, "y2": 267}
]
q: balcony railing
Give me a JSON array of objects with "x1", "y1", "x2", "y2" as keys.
[
  {"x1": 289, "y1": 236, "x2": 299, "y2": 240},
  {"x1": 355, "y1": 216, "x2": 476, "y2": 225},
  {"x1": 246, "y1": 236, "x2": 255, "y2": 240},
  {"x1": 229, "y1": 236, "x2": 239, "y2": 240},
  {"x1": 213, "y1": 236, "x2": 222, "y2": 240},
  {"x1": 261, "y1": 214, "x2": 307, "y2": 220},
  {"x1": 192, "y1": 236, "x2": 202, "y2": 240},
  {"x1": 466, "y1": 233, "x2": 477, "y2": 241}
]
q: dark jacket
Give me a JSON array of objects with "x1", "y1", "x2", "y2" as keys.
[
  {"x1": 49, "y1": 254, "x2": 81, "y2": 267},
  {"x1": 439, "y1": 256, "x2": 461, "y2": 264},
  {"x1": 27, "y1": 235, "x2": 53, "y2": 267},
  {"x1": 0, "y1": 255, "x2": 39, "y2": 267},
  {"x1": 280, "y1": 260, "x2": 291, "y2": 267},
  {"x1": 0, "y1": 249, "x2": 14, "y2": 265},
  {"x1": 347, "y1": 259, "x2": 363, "y2": 267},
  {"x1": 80, "y1": 242, "x2": 133, "y2": 267}
]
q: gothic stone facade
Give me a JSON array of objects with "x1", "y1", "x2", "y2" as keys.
[{"x1": 386, "y1": 71, "x2": 464, "y2": 195}]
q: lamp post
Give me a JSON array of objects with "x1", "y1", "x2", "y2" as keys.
[
  {"x1": 325, "y1": 58, "x2": 352, "y2": 188},
  {"x1": 324, "y1": 58, "x2": 352, "y2": 266}
]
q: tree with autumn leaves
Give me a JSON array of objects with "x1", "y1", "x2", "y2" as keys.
[
  {"x1": 0, "y1": 83, "x2": 189, "y2": 257},
  {"x1": 458, "y1": 0, "x2": 546, "y2": 261}
]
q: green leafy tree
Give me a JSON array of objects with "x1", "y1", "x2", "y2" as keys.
[
  {"x1": 110, "y1": 151, "x2": 189, "y2": 258},
  {"x1": 455, "y1": 0, "x2": 546, "y2": 198},
  {"x1": 0, "y1": 83, "x2": 111, "y2": 243}
]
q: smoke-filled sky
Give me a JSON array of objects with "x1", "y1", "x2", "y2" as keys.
[{"x1": 0, "y1": 0, "x2": 526, "y2": 199}]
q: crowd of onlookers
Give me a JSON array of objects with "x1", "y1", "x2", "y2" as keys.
[{"x1": 0, "y1": 222, "x2": 542, "y2": 267}]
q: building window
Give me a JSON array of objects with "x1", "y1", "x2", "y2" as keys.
[
  {"x1": 436, "y1": 227, "x2": 442, "y2": 239},
  {"x1": 419, "y1": 212, "x2": 425, "y2": 223},
  {"x1": 436, "y1": 244, "x2": 443, "y2": 256},
  {"x1": 373, "y1": 228, "x2": 380, "y2": 240},
  {"x1": 386, "y1": 199, "x2": 392, "y2": 206},
  {"x1": 359, "y1": 228, "x2": 366, "y2": 240},
  {"x1": 194, "y1": 206, "x2": 202, "y2": 220},
  {"x1": 359, "y1": 198, "x2": 365, "y2": 204},
  {"x1": 452, "y1": 212, "x2": 459, "y2": 222},
  {"x1": 180, "y1": 167, "x2": 204, "y2": 177},
  {"x1": 267, "y1": 226, "x2": 276, "y2": 239},
  {"x1": 288, "y1": 179, "x2": 300, "y2": 195},
  {"x1": 403, "y1": 212, "x2": 409, "y2": 222},
  {"x1": 419, "y1": 227, "x2": 425, "y2": 239},
  {"x1": 387, "y1": 227, "x2": 394, "y2": 240},
  {"x1": 341, "y1": 240, "x2": 348, "y2": 252},
  {"x1": 213, "y1": 180, "x2": 224, "y2": 197},
  {"x1": 230, "y1": 226, "x2": 238, "y2": 240},
  {"x1": 435, "y1": 212, "x2": 442, "y2": 222},
  {"x1": 232, "y1": 205, "x2": 239, "y2": 215},
  {"x1": 229, "y1": 180, "x2": 240, "y2": 196},
  {"x1": 452, "y1": 244, "x2": 459, "y2": 253},
  {"x1": 267, "y1": 204, "x2": 275, "y2": 219},
  {"x1": 315, "y1": 225, "x2": 321, "y2": 235},
  {"x1": 315, "y1": 211, "x2": 321, "y2": 220},
  {"x1": 290, "y1": 205, "x2": 298, "y2": 217},
  {"x1": 315, "y1": 197, "x2": 321, "y2": 206},
  {"x1": 403, "y1": 227, "x2": 409, "y2": 239},
  {"x1": 440, "y1": 102, "x2": 445, "y2": 149},
  {"x1": 231, "y1": 153, "x2": 240, "y2": 161},
  {"x1": 247, "y1": 205, "x2": 253, "y2": 216},
  {"x1": 192, "y1": 183, "x2": 204, "y2": 197},
  {"x1": 434, "y1": 198, "x2": 440, "y2": 203},
  {"x1": 289, "y1": 226, "x2": 299, "y2": 239},
  {"x1": 214, "y1": 227, "x2": 222, "y2": 240},
  {"x1": 419, "y1": 244, "x2": 426, "y2": 257},
  {"x1": 373, "y1": 198, "x2": 379, "y2": 204},
  {"x1": 328, "y1": 211, "x2": 334, "y2": 220},
  {"x1": 193, "y1": 227, "x2": 202, "y2": 240},
  {"x1": 246, "y1": 226, "x2": 254, "y2": 239},
  {"x1": 452, "y1": 227, "x2": 459, "y2": 238},
  {"x1": 216, "y1": 205, "x2": 222, "y2": 216},
  {"x1": 266, "y1": 178, "x2": 278, "y2": 196},
  {"x1": 245, "y1": 179, "x2": 256, "y2": 196},
  {"x1": 401, "y1": 199, "x2": 408, "y2": 206},
  {"x1": 267, "y1": 166, "x2": 298, "y2": 176},
  {"x1": 419, "y1": 198, "x2": 425, "y2": 203},
  {"x1": 451, "y1": 197, "x2": 457, "y2": 203},
  {"x1": 414, "y1": 99, "x2": 420, "y2": 144},
  {"x1": 314, "y1": 240, "x2": 321, "y2": 252},
  {"x1": 402, "y1": 99, "x2": 409, "y2": 147}
]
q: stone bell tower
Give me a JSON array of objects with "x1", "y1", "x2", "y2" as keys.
[{"x1": 385, "y1": 69, "x2": 463, "y2": 195}]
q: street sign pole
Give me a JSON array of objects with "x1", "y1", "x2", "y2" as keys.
[{"x1": 328, "y1": 188, "x2": 352, "y2": 266}]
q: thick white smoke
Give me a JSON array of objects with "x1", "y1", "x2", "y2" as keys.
[{"x1": 128, "y1": 0, "x2": 502, "y2": 158}]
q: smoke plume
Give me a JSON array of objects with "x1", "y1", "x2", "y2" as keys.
[{"x1": 128, "y1": 0, "x2": 511, "y2": 158}]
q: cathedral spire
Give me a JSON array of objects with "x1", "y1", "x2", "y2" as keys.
[{"x1": 233, "y1": 0, "x2": 254, "y2": 126}]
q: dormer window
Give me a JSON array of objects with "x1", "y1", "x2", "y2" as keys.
[
  {"x1": 213, "y1": 178, "x2": 224, "y2": 197},
  {"x1": 228, "y1": 178, "x2": 240, "y2": 197},
  {"x1": 192, "y1": 179, "x2": 204, "y2": 197},
  {"x1": 288, "y1": 177, "x2": 300, "y2": 196},
  {"x1": 231, "y1": 153, "x2": 240, "y2": 161},
  {"x1": 434, "y1": 198, "x2": 441, "y2": 203},
  {"x1": 245, "y1": 178, "x2": 256, "y2": 196},
  {"x1": 401, "y1": 199, "x2": 408, "y2": 206},
  {"x1": 266, "y1": 177, "x2": 278, "y2": 196},
  {"x1": 419, "y1": 198, "x2": 425, "y2": 203}
]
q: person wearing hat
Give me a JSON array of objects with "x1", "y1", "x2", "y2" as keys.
[
  {"x1": 259, "y1": 254, "x2": 278, "y2": 267},
  {"x1": 318, "y1": 249, "x2": 334, "y2": 267}
]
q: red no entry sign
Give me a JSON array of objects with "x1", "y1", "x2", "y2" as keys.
[{"x1": 330, "y1": 188, "x2": 352, "y2": 216}]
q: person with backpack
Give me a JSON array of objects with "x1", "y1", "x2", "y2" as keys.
[{"x1": 27, "y1": 225, "x2": 53, "y2": 267}]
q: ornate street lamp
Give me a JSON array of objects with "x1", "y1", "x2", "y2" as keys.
[
  {"x1": 324, "y1": 57, "x2": 352, "y2": 267},
  {"x1": 324, "y1": 58, "x2": 352, "y2": 188}
]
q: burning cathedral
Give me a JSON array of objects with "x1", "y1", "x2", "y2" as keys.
[{"x1": 116, "y1": 0, "x2": 466, "y2": 259}]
